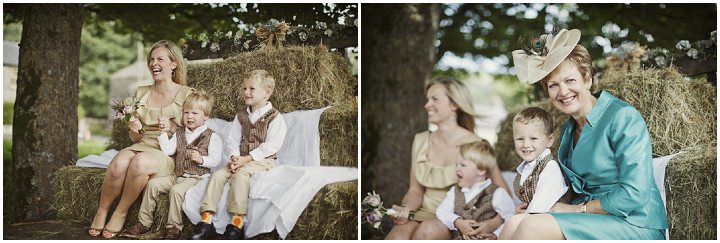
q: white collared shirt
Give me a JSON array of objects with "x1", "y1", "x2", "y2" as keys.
[
  {"x1": 436, "y1": 179, "x2": 515, "y2": 236},
  {"x1": 158, "y1": 124, "x2": 224, "y2": 173},
  {"x1": 515, "y1": 148, "x2": 569, "y2": 213},
  {"x1": 226, "y1": 102, "x2": 287, "y2": 161}
]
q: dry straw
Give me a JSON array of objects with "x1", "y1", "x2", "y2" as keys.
[{"x1": 665, "y1": 144, "x2": 716, "y2": 240}]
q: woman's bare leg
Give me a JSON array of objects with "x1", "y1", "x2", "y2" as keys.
[
  {"x1": 385, "y1": 221, "x2": 420, "y2": 240},
  {"x1": 411, "y1": 219, "x2": 451, "y2": 240},
  {"x1": 104, "y1": 152, "x2": 161, "y2": 233},
  {"x1": 511, "y1": 214, "x2": 565, "y2": 240},
  {"x1": 89, "y1": 149, "x2": 136, "y2": 232},
  {"x1": 498, "y1": 213, "x2": 529, "y2": 240}
]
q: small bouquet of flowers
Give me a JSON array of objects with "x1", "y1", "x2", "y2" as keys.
[
  {"x1": 362, "y1": 191, "x2": 414, "y2": 229},
  {"x1": 111, "y1": 96, "x2": 144, "y2": 134}
]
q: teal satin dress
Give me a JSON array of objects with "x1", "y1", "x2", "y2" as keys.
[{"x1": 550, "y1": 91, "x2": 669, "y2": 240}]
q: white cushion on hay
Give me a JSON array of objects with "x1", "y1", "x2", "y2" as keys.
[{"x1": 500, "y1": 152, "x2": 680, "y2": 240}]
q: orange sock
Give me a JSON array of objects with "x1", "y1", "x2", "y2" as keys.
[
  {"x1": 201, "y1": 211, "x2": 213, "y2": 223},
  {"x1": 231, "y1": 214, "x2": 244, "y2": 228}
]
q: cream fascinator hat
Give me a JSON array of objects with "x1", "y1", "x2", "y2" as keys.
[{"x1": 511, "y1": 29, "x2": 581, "y2": 84}]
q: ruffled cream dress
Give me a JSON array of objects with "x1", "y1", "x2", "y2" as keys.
[
  {"x1": 125, "y1": 85, "x2": 195, "y2": 178},
  {"x1": 410, "y1": 131, "x2": 484, "y2": 221}
]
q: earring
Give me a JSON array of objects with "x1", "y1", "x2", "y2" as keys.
[{"x1": 171, "y1": 69, "x2": 176, "y2": 76}]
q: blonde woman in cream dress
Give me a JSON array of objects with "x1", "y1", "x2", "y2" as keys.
[
  {"x1": 385, "y1": 77, "x2": 511, "y2": 240},
  {"x1": 88, "y1": 40, "x2": 195, "y2": 238}
]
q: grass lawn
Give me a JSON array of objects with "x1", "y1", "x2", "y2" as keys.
[{"x1": 3, "y1": 138, "x2": 107, "y2": 223}]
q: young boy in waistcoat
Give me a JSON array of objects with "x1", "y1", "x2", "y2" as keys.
[
  {"x1": 191, "y1": 70, "x2": 287, "y2": 240},
  {"x1": 435, "y1": 140, "x2": 515, "y2": 240},
  {"x1": 512, "y1": 107, "x2": 572, "y2": 214},
  {"x1": 124, "y1": 90, "x2": 223, "y2": 239}
]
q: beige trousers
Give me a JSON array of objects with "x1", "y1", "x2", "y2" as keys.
[
  {"x1": 199, "y1": 159, "x2": 276, "y2": 215},
  {"x1": 138, "y1": 175, "x2": 201, "y2": 230}
]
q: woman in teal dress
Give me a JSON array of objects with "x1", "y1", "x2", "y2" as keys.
[{"x1": 499, "y1": 29, "x2": 668, "y2": 240}]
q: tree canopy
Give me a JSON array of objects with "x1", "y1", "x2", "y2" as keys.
[{"x1": 438, "y1": 3, "x2": 717, "y2": 68}]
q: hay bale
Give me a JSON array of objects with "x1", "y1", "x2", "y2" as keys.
[
  {"x1": 665, "y1": 144, "x2": 717, "y2": 240},
  {"x1": 597, "y1": 67, "x2": 716, "y2": 157},
  {"x1": 108, "y1": 120, "x2": 132, "y2": 150},
  {"x1": 187, "y1": 45, "x2": 354, "y2": 118},
  {"x1": 495, "y1": 66, "x2": 716, "y2": 170},
  {"x1": 494, "y1": 101, "x2": 568, "y2": 170},
  {"x1": 254, "y1": 180, "x2": 358, "y2": 240},
  {"x1": 320, "y1": 102, "x2": 357, "y2": 167},
  {"x1": 52, "y1": 166, "x2": 357, "y2": 239},
  {"x1": 51, "y1": 166, "x2": 173, "y2": 238}
]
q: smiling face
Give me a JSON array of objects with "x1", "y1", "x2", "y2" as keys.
[
  {"x1": 242, "y1": 78, "x2": 272, "y2": 111},
  {"x1": 424, "y1": 84, "x2": 458, "y2": 125},
  {"x1": 148, "y1": 47, "x2": 177, "y2": 82},
  {"x1": 456, "y1": 158, "x2": 486, "y2": 188},
  {"x1": 182, "y1": 106, "x2": 209, "y2": 131},
  {"x1": 545, "y1": 60, "x2": 594, "y2": 118},
  {"x1": 513, "y1": 120, "x2": 554, "y2": 162}
]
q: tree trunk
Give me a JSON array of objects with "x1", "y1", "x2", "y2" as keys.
[
  {"x1": 361, "y1": 4, "x2": 439, "y2": 210},
  {"x1": 12, "y1": 4, "x2": 83, "y2": 222}
]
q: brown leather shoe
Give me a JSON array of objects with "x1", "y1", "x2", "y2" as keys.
[
  {"x1": 123, "y1": 222, "x2": 150, "y2": 238},
  {"x1": 163, "y1": 227, "x2": 180, "y2": 240}
]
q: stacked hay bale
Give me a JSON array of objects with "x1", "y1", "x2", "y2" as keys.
[
  {"x1": 494, "y1": 67, "x2": 716, "y2": 239},
  {"x1": 54, "y1": 45, "x2": 357, "y2": 239}
]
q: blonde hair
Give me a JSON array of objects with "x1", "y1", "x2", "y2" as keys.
[
  {"x1": 245, "y1": 69, "x2": 276, "y2": 94},
  {"x1": 183, "y1": 90, "x2": 214, "y2": 116},
  {"x1": 541, "y1": 45, "x2": 593, "y2": 91},
  {"x1": 459, "y1": 140, "x2": 497, "y2": 171},
  {"x1": 513, "y1": 107, "x2": 553, "y2": 136},
  {"x1": 148, "y1": 40, "x2": 187, "y2": 85},
  {"x1": 426, "y1": 77, "x2": 477, "y2": 131}
]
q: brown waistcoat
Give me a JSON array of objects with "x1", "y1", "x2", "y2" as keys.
[
  {"x1": 513, "y1": 153, "x2": 574, "y2": 206},
  {"x1": 237, "y1": 107, "x2": 280, "y2": 159},
  {"x1": 174, "y1": 127, "x2": 214, "y2": 176},
  {"x1": 451, "y1": 183, "x2": 499, "y2": 239}
]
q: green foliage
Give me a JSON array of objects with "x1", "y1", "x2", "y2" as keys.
[
  {"x1": 3, "y1": 22, "x2": 22, "y2": 42},
  {"x1": 438, "y1": 3, "x2": 717, "y2": 67},
  {"x1": 78, "y1": 140, "x2": 107, "y2": 158},
  {"x1": 79, "y1": 19, "x2": 139, "y2": 118},
  {"x1": 87, "y1": 3, "x2": 357, "y2": 44},
  {"x1": 3, "y1": 138, "x2": 13, "y2": 224},
  {"x1": 4, "y1": 102, "x2": 13, "y2": 125}
]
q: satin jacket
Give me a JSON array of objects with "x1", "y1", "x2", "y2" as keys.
[{"x1": 557, "y1": 90, "x2": 669, "y2": 230}]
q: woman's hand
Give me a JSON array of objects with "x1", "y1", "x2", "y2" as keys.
[
  {"x1": 389, "y1": 205, "x2": 410, "y2": 225},
  {"x1": 550, "y1": 202, "x2": 581, "y2": 213},
  {"x1": 515, "y1": 202, "x2": 528, "y2": 214},
  {"x1": 128, "y1": 115, "x2": 143, "y2": 133},
  {"x1": 158, "y1": 116, "x2": 171, "y2": 132}
]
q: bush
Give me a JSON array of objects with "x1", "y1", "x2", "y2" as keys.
[{"x1": 4, "y1": 102, "x2": 13, "y2": 125}]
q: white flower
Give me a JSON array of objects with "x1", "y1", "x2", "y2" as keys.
[
  {"x1": 675, "y1": 40, "x2": 691, "y2": 51},
  {"x1": 123, "y1": 105, "x2": 133, "y2": 114},
  {"x1": 687, "y1": 48, "x2": 698, "y2": 59},
  {"x1": 269, "y1": 18, "x2": 280, "y2": 27},
  {"x1": 201, "y1": 41, "x2": 208, "y2": 48},
  {"x1": 210, "y1": 42, "x2": 220, "y2": 52},
  {"x1": 354, "y1": 19, "x2": 358, "y2": 27},
  {"x1": 324, "y1": 29, "x2": 333, "y2": 37},
  {"x1": 299, "y1": 32, "x2": 308, "y2": 42},
  {"x1": 655, "y1": 56, "x2": 667, "y2": 67},
  {"x1": 712, "y1": 31, "x2": 717, "y2": 44},
  {"x1": 243, "y1": 40, "x2": 251, "y2": 50},
  {"x1": 225, "y1": 31, "x2": 233, "y2": 39},
  {"x1": 362, "y1": 191, "x2": 382, "y2": 207},
  {"x1": 317, "y1": 21, "x2": 327, "y2": 29}
]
